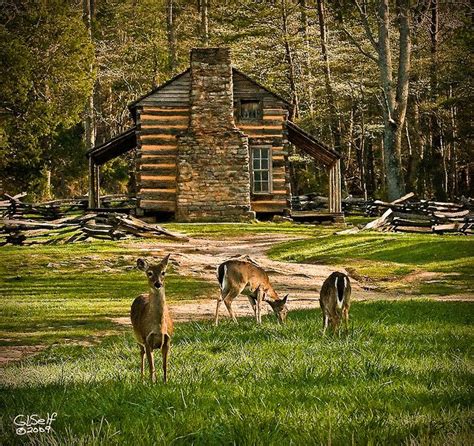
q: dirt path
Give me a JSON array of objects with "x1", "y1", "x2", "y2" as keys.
[{"x1": 111, "y1": 233, "x2": 472, "y2": 325}]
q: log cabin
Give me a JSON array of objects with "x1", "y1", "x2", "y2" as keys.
[{"x1": 86, "y1": 47, "x2": 342, "y2": 222}]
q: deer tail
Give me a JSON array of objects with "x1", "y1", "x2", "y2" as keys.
[
  {"x1": 217, "y1": 263, "x2": 227, "y2": 291},
  {"x1": 335, "y1": 275, "x2": 346, "y2": 309}
]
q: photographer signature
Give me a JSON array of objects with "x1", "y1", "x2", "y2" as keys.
[{"x1": 13, "y1": 412, "x2": 57, "y2": 435}]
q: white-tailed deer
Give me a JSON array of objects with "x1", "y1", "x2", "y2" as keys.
[
  {"x1": 319, "y1": 272, "x2": 351, "y2": 335},
  {"x1": 215, "y1": 259, "x2": 288, "y2": 325},
  {"x1": 131, "y1": 255, "x2": 173, "y2": 383}
]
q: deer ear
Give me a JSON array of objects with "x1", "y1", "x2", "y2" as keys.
[
  {"x1": 282, "y1": 294, "x2": 289, "y2": 304},
  {"x1": 137, "y1": 258, "x2": 149, "y2": 271},
  {"x1": 160, "y1": 254, "x2": 171, "y2": 269}
]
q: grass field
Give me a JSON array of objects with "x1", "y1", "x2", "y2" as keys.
[
  {"x1": 1, "y1": 301, "x2": 473, "y2": 445},
  {"x1": 268, "y1": 232, "x2": 474, "y2": 295},
  {"x1": 0, "y1": 242, "x2": 214, "y2": 346},
  {"x1": 1, "y1": 223, "x2": 473, "y2": 444}
]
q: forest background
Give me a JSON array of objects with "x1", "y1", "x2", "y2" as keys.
[{"x1": 1, "y1": 0, "x2": 472, "y2": 202}]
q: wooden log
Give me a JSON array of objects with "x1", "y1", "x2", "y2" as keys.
[
  {"x1": 393, "y1": 225, "x2": 433, "y2": 233},
  {"x1": 364, "y1": 209, "x2": 393, "y2": 230},
  {"x1": 392, "y1": 217, "x2": 432, "y2": 227},
  {"x1": 390, "y1": 192, "x2": 415, "y2": 205},
  {"x1": 432, "y1": 223, "x2": 461, "y2": 233}
]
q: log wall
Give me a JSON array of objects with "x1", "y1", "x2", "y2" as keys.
[{"x1": 136, "y1": 105, "x2": 189, "y2": 212}]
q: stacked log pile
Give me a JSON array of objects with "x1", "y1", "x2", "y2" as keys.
[
  {"x1": 0, "y1": 193, "x2": 136, "y2": 220},
  {"x1": 292, "y1": 194, "x2": 371, "y2": 214},
  {"x1": 339, "y1": 193, "x2": 473, "y2": 235},
  {"x1": 0, "y1": 194, "x2": 186, "y2": 246}
]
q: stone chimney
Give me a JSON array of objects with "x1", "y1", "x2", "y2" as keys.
[
  {"x1": 176, "y1": 48, "x2": 254, "y2": 222},
  {"x1": 189, "y1": 48, "x2": 236, "y2": 133}
]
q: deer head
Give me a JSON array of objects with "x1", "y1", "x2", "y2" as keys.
[
  {"x1": 266, "y1": 294, "x2": 289, "y2": 324},
  {"x1": 137, "y1": 254, "x2": 171, "y2": 291}
]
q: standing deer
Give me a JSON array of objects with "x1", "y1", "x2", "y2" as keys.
[
  {"x1": 215, "y1": 259, "x2": 289, "y2": 325},
  {"x1": 131, "y1": 255, "x2": 173, "y2": 383},
  {"x1": 319, "y1": 271, "x2": 351, "y2": 335}
]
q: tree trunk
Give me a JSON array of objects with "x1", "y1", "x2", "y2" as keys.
[
  {"x1": 282, "y1": 0, "x2": 299, "y2": 120},
  {"x1": 429, "y1": 0, "x2": 447, "y2": 200},
  {"x1": 316, "y1": 0, "x2": 341, "y2": 152},
  {"x1": 299, "y1": 0, "x2": 313, "y2": 113},
  {"x1": 366, "y1": 138, "x2": 376, "y2": 198},
  {"x1": 449, "y1": 85, "x2": 458, "y2": 197},
  {"x1": 377, "y1": 0, "x2": 409, "y2": 200},
  {"x1": 82, "y1": 0, "x2": 95, "y2": 152},
  {"x1": 166, "y1": 0, "x2": 177, "y2": 74},
  {"x1": 200, "y1": 0, "x2": 209, "y2": 46}
]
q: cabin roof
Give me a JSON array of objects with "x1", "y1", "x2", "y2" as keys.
[
  {"x1": 127, "y1": 69, "x2": 191, "y2": 114},
  {"x1": 86, "y1": 126, "x2": 137, "y2": 166},
  {"x1": 127, "y1": 67, "x2": 290, "y2": 116},
  {"x1": 286, "y1": 121, "x2": 340, "y2": 166}
]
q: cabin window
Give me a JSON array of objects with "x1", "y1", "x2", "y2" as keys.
[
  {"x1": 252, "y1": 147, "x2": 272, "y2": 193},
  {"x1": 240, "y1": 100, "x2": 262, "y2": 120}
]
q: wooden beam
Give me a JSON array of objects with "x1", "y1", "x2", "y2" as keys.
[{"x1": 328, "y1": 159, "x2": 342, "y2": 213}]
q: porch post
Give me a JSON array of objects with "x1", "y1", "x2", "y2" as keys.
[
  {"x1": 329, "y1": 159, "x2": 342, "y2": 213},
  {"x1": 88, "y1": 157, "x2": 99, "y2": 209},
  {"x1": 94, "y1": 163, "x2": 100, "y2": 208}
]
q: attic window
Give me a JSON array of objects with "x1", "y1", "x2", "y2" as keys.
[{"x1": 240, "y1": 100, "x2": 262, "y2": 120}]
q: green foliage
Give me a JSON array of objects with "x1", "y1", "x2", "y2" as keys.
[{"x1": 1, "y1": 302, "x2": 473, "y2": 444}]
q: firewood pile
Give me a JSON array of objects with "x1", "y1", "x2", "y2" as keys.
[
  {"x1": 291, "y1": 194, "x2": 328, "y2": 212},
  {"x1": 0, "y1": 194, "x2": 186, "y2": 246}
]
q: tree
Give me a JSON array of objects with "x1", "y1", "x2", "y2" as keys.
[{"x1": 0, "y1": 0, "x2": 94, "y2": 197}]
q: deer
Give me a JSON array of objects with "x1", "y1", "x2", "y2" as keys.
[
  {"x1": 319, "y1": 271, "x2": 351, "y2": 335},
  {"x1": 215, "y1": 259, "x2": 289, "y2": 325},
  {"x1": 130, "y1": 255, "x2": 173, "y2": 383}
]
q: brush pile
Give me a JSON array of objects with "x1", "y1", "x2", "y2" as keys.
[{"x1": 0, "y1": 194, "x2": 187, "y2": 246}]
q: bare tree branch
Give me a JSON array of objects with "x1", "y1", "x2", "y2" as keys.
[
  {"x1": 354, "y1": 0, "x2": 379, "y2": 50},
  {"x1": 341, "y1": 27, "x2": 378, "y2": 62}
]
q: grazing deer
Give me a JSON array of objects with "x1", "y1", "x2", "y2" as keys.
[
  {"x1": 319, "y1": 272, "x2": 351, "y2": 335},
  {"x1": 215, "y1": 259, "x2": 289, "y2": 325},
  {"x1": 130, "y1": 255, "x2": 173, "y2": 383}
]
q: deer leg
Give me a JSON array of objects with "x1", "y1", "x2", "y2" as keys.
[
  {"x1": 145, "y1": 334, "x2": 156, "y2": 383},
  {"x1": 223, "y1": 288, "x2": 241, "y2": 323},
  {"x1": 343, "y1": 307, "x2": 349, "y2": 332},
  {"x1": 161, "y1": 334, "x2": 170, "y2": 384},
  {"x1": 139, "y1": 344, "x2": 145, "y2": 379},
  {"x1": 215, "y1": 297, "x2": 223, "y2": 326},
  {"x1": 256, "y1": 289, "x2": 264, "y2": 324},
  {"x1": 224, "y1": 290, "x2": 240, "y2": 322},
  {"x1": 247, "y1": 296, "x2": 257, "y2": 318},
  {"x1": 322, "y1": 314, "x2": 329, "y2": 336}
]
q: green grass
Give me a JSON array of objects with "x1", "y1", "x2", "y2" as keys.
[
  {"x1": 1, "y1": 301, "x2": 473, "y2": 445},
  {"x1": 0, "y1": 242, "x2": 214, "y2": 346},
  {"x1": 268, "y1": 232, "x2": 474, "y2": 294},
  {"x1": 162, "y1": 220, "x2": 339, "y2": 237}
]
